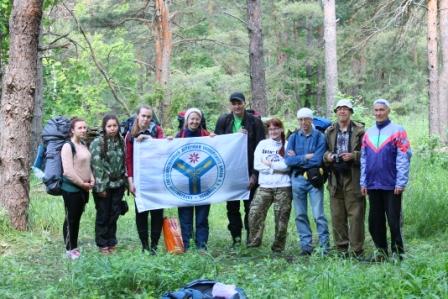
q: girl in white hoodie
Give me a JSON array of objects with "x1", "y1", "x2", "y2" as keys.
[{"x1": 248, "y1": 118, "x2": 292, "y2": 252}]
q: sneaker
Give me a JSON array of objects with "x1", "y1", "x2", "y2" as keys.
[
  {"x1": 66, "y1": 249, "x2": 80, "y2": 260},
  {"x1": 108, "y1": 245, "x2": 117, "y2": 253}
]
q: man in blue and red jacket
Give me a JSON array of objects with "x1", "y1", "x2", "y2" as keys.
[{"x1": 361, "y1": 99, "x2": 411, "y2": 260}]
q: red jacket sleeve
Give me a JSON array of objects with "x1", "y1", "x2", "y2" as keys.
[
  {"x1": 156, "y1": 125, "x2": 164, "y2": 138},
  {"x1": 125, "y1": 132, "x2": 134, "y2": 178}
]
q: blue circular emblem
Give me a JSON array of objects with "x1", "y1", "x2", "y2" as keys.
[{"x1": 163, "y1": 143, "x2": 225, "y2": 202}]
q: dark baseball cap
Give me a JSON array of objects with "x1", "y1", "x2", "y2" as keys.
[{"x1": 229, "y1": 92, "x2": 245, "y2": 102}]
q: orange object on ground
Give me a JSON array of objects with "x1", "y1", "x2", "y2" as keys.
[{"x1": 162, "y1": 217, "x2": 184, "y2": 254}]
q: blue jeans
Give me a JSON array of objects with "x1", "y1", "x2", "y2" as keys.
[
  {"x1": 178, "y1": 204, "x2": 210, "y2": 250},
  {"x1": 291, "y1": 175, "x2": 329, "y2": 253}
]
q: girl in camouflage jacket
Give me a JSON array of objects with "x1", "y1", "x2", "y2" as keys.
[{"x1": 90, "y1": 114, "x2": 126, "y2": 254}]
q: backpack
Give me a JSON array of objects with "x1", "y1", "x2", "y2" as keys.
[
  {"x1": 313, "y1": 116, "x2": 332, "y2": 133},
  {"x1": 38, "y1": 116, "x2": 76, "y2": 196},
  {"x1": 121, "y1": 113, "x2": 161, "y2": 138},
  {"x1": 161, "y1": 279, "x2": 247, "y2": 299},
  {"x1": 120, "y1": 116, "x2": 136, "y2": 138},
  {"x1": 177, "y1": 110, "x2": 207, "y2": 130}
]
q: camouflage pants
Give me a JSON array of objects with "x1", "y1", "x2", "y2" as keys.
[{"x1": 248, "y1": 187, "x2": 292, "y2": 252}]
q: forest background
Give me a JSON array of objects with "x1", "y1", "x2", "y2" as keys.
[{"x1": 1, "y1": 0, "x2": 448, "y2": 298}]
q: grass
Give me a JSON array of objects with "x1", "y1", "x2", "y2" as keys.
[{"x1": 1, "y1": 113, "x2": 448, "y2": 298}]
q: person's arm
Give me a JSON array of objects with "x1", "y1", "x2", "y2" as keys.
[
  {"x1": 284, "y1": 133, "x2": 307, "y2": 167},
  {"x1": 352, "y1": 128, "x2": 365, "y2": 166},
  {"x1": 125, "y1": 133, "x2": 135, "y2": 194},
  {"x1": 303, "y1": 132, "x2": 327, "y2": 168},
  {"x1": 253, "y1": 141, "x2": 272, "y2": 174},
  {"x1": 360, "y1": 133, "x2": 367, "y2": 195},
  {"x1": 323, "y1": 131, "x2": 334, "y2": 164},
  {"x1": 395, "y1": 128, "x2": 412, "y2": 191},
  {"x1": 89, "y1": 138, "x2": 107, "y2": 193},
  {"x1": 270, "y1": 160, "x2": 289, "y2": 172},
  {"x1": 254, "y1": 117, "x2": 266, "y2": 146},
  {"x1": 214, "y1": 114, "x2": 226, "y2": 135},
  {"x1": 61, "y1": 143, "x2": 85, "y2": 188},
  {"x1": 156, "y1": 125, "x2": 165, "y2": 139}
]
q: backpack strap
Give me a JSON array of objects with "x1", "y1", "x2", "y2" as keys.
[{"x1": 66, "y1": 140, "x2": 76, "y2": 157}]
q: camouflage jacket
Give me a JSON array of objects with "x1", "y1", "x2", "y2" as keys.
[{"x1": 90, "y1": 135, "x2": 126, "y2": 193}]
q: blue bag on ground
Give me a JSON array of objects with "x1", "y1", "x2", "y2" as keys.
[{"x1": 161, "y1": 279, "x2": 247, "y2": 299}]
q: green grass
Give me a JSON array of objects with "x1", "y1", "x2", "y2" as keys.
[{"x1": 1, "y1": 113, "x2": 448, "y2": 298}]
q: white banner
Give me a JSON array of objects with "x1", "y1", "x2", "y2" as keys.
[{"x1": 134, "y1": 133, "x2": 250, "y2": 211}]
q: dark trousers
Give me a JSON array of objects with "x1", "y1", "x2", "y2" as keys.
[
  {"x1": 62, "y1": 190, "x2": 88, "y2": 250},
  {"x1": 368, "y1": 189, "x2": 404, "y2": 255},
  {"x1": 227, "y1": 186, "x2": 256, "y2": 240},
  {"x1": 135, "y1": 202, "x2": 164, "y2": 250},
  {"x1": 93, "y1": 186, "x2": 125, "y2": 248},
  {"x1": 178, "y1": 204, "x2": 210, "y2": 250}
]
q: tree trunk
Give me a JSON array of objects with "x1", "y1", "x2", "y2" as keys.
[
  {"x1": 439, "y1": 0, "x2": 448, "y2": 143},
  {"x1": 31, "y1": 27, "x2": 44, "y2": 165},
  {"x1": 154, "y1": 0, "x2": 172, "y2": 128},
  {"x1": 247, "y1": 0, "x2": 267, "y2": 115},
  {"x1": 323, "y1": 0, "x2": 338, "y2": 117},
  {"x1": 305, "y1": 17, "x2": 314, "y2": 108},
  {"x1": 0, "y1": 0, "x2": 43, "y2": 230},
  {"x1": 316, "y1": 25, "x2": 324, "y2": 115},
  {"x1": 427, "y1": 0, "x2": 439, "y2": 136}
]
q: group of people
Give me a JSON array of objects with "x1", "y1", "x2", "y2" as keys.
[{"x1": 59, "y1": 91, "x2": 411, "y2": 262}]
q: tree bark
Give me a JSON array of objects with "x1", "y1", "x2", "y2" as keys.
[
  {"x1": 31, "y1": 27, "x2": 44, "y2": 165},
  {"x1": 323, "y1": 0, "x2": 338, "y2": 117},
  {"x1": 0, "y1": 0, "x2": 43, "y2": 230},
  {"x1": 427, "y1": 0, "x2": 439, "y2": 136},
  {"x1": 154, "y1": 0, "x2": 172, "y2": 128},
  {"x1": 439, "y1": 0, "x2": 448, "y2": 142},
  {"x1": 247, "y1": 0, "x2": 267, "y2": 115}
]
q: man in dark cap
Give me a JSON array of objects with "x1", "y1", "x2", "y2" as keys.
[{"x1": 215, "y1": 92, "x2": 265, "y2": 246}]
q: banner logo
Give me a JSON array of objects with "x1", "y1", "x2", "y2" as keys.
[{"x1": 164, "y1": 143, "x2": 225, "y2": 202}]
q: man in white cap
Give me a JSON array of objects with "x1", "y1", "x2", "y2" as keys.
[
  {"x1": 324, "y1": 99, "x2": 365, "y2": 258},
  {"x1": 361, "y1": 99, "x2": 411, "y2": 261},
  {"x1": 285, "y1": 107, "x2": 329, "y2": 255}
]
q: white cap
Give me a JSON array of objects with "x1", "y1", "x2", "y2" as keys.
[
  {"x1": 373, "y1": 98, "x2": 390, "y2": 108},
  {"x1": 184, "y1": 108, "x2": 202, "y2": 125},
  {"x1": 296, "y1": 108, "x2": 314, "y2": 119},
  {"x1": 334, "y1": 99, "x2": 353, "y2": 112}
]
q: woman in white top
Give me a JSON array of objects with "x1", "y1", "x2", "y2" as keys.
[{"x1": 248, "y1": 118, "x2": 292, "y2": 252}]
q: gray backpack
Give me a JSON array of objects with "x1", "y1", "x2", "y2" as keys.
[{"x1": 40, "y1": 116, "x2": 74, "y2": 196}]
